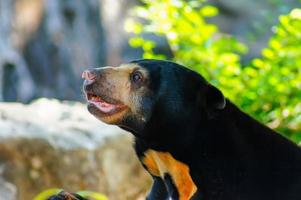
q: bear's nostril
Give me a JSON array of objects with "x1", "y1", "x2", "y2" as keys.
[{"x1": 82, "y1": 70, "x2": 96, "y2": 81}]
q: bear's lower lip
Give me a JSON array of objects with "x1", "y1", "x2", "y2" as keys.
[
  {"x1": 86, "y1": 92, "x2": 126, "y2": 114},
  {"x1": 89, "y1": 100, "x2": 117, "y2": 113}
]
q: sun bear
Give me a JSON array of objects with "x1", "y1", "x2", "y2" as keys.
[{"x1": 50, "y1": 59, "x2": 301, "y2": 200}]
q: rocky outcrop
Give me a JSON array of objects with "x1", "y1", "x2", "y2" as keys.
[{"x1": 0, "y1": 99, "x2": 151, "y2": 200}]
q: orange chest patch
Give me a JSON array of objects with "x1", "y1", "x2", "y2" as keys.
[{"x1": 142, "y1": 149, "x2": 197, "y2": 200}]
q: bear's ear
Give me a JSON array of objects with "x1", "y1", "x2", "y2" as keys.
[{"x1": 205, "y1": 84, "x2": 226, "y2": 111}]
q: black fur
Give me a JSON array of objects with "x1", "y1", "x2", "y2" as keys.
[{"x1": 130, "y1": 59, "x2": 301, "y2": 200}]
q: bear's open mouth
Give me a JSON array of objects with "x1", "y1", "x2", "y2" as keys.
[{"x1": 86, "y1": 92, "x2": 126, "y2": 114}]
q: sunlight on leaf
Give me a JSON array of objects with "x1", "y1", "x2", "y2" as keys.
[{"x1": 200, "y1": 5, "x2": 218, "y2": 17}]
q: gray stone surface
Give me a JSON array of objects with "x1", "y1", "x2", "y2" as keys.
[
  {"x1": 0, "y1": 98, "x2": 124, "y2": 150},
  {"x1": 0, "y1": 99, "x2": 150, "y2": 200}
]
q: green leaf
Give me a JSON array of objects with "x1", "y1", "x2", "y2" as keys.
[{"x1": 200, "y1": 5, "x2": 218, "y2": 17}]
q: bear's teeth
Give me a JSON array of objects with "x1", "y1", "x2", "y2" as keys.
[{"x1": 90, "y1": 95, "x2": 102, "y2": 102}]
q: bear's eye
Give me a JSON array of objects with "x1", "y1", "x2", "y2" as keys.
[{"x1": 131, "y1": 71, "x2": 143, "y2": 83}]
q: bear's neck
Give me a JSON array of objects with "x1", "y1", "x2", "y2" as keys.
[{"x1": 136, "y1": 99, "x2": 290, "y2": 164}]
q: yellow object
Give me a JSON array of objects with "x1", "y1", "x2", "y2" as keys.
[{"x1": 33, "y1": 188, "x2": 108, "y2": 200}]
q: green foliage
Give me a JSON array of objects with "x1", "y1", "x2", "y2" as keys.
[
  {"x1": 242, "y1": 9, "x2": 301, "y2": 141},
  {"x1": 125, "y1": 0, "x2": 247, "y2": 100},
  {"x1": 125, "y1": 0, "x2": 301, "y2": 142},
  {"x1": 33, "y1": 188, "x2": 108, "y2": 200}
]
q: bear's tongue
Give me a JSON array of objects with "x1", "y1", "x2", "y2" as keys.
[{"x1": 88, "y1": 94, "x2": 117, "y2": 113}]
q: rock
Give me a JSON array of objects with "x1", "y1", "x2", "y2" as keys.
[
  {"x1": 23, "y1": 0, "x2": 107, "y2": 101},
  {"x1": 0, "y1": 166, "x2": 17, "y2": 200},
  {"x1": 0, "y1": 98, "x2": 151, "y2": 200},
  {"x1": 0, "y1": 0, "x2": 35, "y2": 102}
]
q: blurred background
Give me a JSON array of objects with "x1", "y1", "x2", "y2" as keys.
[{"x1": 0, "y1": 0, "x2": 300, "y2": 199}]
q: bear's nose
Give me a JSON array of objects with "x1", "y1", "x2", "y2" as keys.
[{"x1": 82, "y1": 69, "x2": 96, "y2": 82}]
